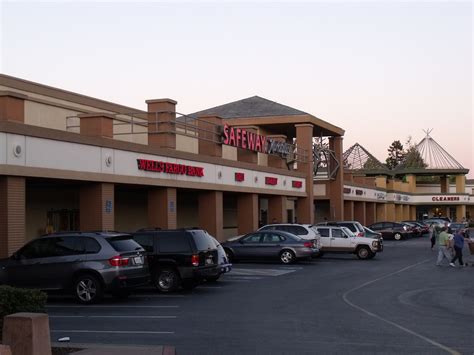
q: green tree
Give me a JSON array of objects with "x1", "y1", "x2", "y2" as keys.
[
  {"x1": 403, "y1": 136, "x2": 427, "y2": 169},
  {"x1": 385, "y1": 140, "x2": 404, "y2": 169},
  {"x1": 363, "y1": 156, "x2": 382, "y2": 170}
]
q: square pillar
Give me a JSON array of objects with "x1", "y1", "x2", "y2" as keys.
[
  {"x1": 386, "y1": 203, "x2": 395, "y2": 221},
  {"x1": 403, "y1": 204, "x2": 410, "y2": 220},
  {"x1": 0, "y1": 177, "x2": 25, "y2": 257},
  {"x1": 440, "y1": 176, "x2": 449, "y2": 193},
  {"x1": 366, "y1": 202, "x2": 376, "y2": 225},
  {"x1": 268, "y1": 195, "x2": 287, "y2": 224},
  {"x1": 146, "y1": 98, "x2": 177, "y2": 149},
  {"x1": 354, "y1": 201, "x2": 366, "y2": 225},
  {"x1": 199, "y1": 191, "x2": 223, "y2": 241},
  {"x1": 410, "y1": 206, "x2": 417, "y2": 220},
  {"x1": 80, "y1": 183, "x2": 114, "y2": 231},
  {"x1": 405, "y1": 174, "x2": 417, "y2": 193},
  {"x1": 198, "y1": 115, "x2": 223, "y2": 157},
  {"x1": 329, "y1": 136, "x2": 344, "y2": 220},
  {"x1": 376, "y1": 203, "x2": 387, "y2": 222},
  {"x1": 237, "y1": 193, "x2": 259, "y2": 235},
  {"x1": 295, "y1": 124, "x2": 314, "y2": 224},
  {"x1": 456, "y1": 205, "x2": 466, "y2": 222},
  {"x1": 455, "y1": 175, "x2": 465, "y2": 193},
  {"x1": 395, "y1": 204, "x2": 403, "y2": 221},
  {"x1": 148, "y1": 187, "x2": 177, "y2": 229},
  {"x1": 375, "y1": 176, "x2": 387, "y2": 189},
  {"x1": 79, "y1": 113, "x2": 114, "y2": 138},
  {"x1": 0, "y1": 91, "x2": 26, "y2": 123},
  {"x1": 2, "y1": 313, "x2": 51, "y2": 355},
  {"x1": 344, "y1": 200, "x2": 354, "y2": 221}
]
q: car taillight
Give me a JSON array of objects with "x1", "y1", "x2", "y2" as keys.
[
  {"x1": 191, "y1": 254, "x2": 200, "y2": 266},
  {"x1": 358, "y1": 232, "x2": 364, "y2": 237},
  {"x1": 109, "y1": 255, "x2": 130, "y2": 267},
  {"x1": 303, "y1": 241, "x2": 313, "y2": 248}
]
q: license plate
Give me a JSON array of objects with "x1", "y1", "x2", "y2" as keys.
[
  {"x1": 205, "y1": 258, "x2": 213, "y2": 265},
  {"x1": 133, "y1": 256, "x2": 143, "y2": 265}
]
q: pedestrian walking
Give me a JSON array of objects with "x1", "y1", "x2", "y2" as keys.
[
  {"x1": 450, "y1": 231, "x2": 465, "y2": 267},
  {"x1": 436, "y1": 227, "x2": 453, "y2": 266},
  {"x1": 429, "y1": 223, "x2": 436, "y2": 250}
]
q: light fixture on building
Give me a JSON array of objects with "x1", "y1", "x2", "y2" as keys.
[
  {"x1": 13, "y1": 144, "x2": 22, "y2": 157},
  {"x1": 217, "y1": 171, "x2": 222, "y2": 179},
  {"x1": 254, "y1": 176, "x2": 258, "y2": 183},
  {"x1": 105, "y1": 155, "x2": 113, "y2": 167}
]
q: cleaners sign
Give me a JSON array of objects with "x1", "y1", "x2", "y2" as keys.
[{"x1": 222, "y1": 124, "x2": 292, "y2": 158}]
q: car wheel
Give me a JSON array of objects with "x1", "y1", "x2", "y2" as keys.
[
  {"x1": 280, "y1": 250, "x2": 295, "y2": 264},
  {"x1": 153, "y1": 267, "x2": 180, "y2": 293},
  {"x1": 394, "y1": 233, "x2": 402, "y2": 241},
  {"x1": 356, "y1": 246, "x2": 372, "y2": 260},
  {"x1": 74, "y1": 274, "x2": 103, "y2": 304}
]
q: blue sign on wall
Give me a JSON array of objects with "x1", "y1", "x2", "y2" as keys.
[{"x1": 105, "y1": 200, "x2": 113, "y2": 213}]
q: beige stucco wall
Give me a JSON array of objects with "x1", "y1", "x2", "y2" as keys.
[
  {"x1": 176, "y1": 135, "x2": 199, "y2": 154},
  {"x1": 25, "y1": 100, "x2": 82, "y2": 131},
  {"x1": 222, "y1": 145, "x2": 237, "y2": 161},
  {"x1": 314, "y1": 184, "x2": 327, "y2": 196}
]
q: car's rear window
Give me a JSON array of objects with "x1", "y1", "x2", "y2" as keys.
[
  {"x1": 107, "y1": 235, "x2": 142, "y2": 252},
  {"x1": 157, "y1": 233, "x2": 192, "y2": 253},
  {"x1": 192, "y1": 231, "x2": 216, "y2": 251}
]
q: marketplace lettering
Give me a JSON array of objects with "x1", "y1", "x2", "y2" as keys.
[
  {"x1": 137, "y1": 159, "x2": 204, "y2": 177},
  {"x1": 431, "y1": 196, "x2": 460, "y2": 202},
  {"x1": 222, "y1": 124, "x2": 291, "y2": 157}
]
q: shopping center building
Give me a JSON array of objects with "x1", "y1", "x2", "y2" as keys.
[{"x1": 0, "y1": 74, "x2": 472, "y2": 257}]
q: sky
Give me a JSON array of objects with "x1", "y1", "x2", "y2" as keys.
[{"x1": 1, "y1": 1, "x2": 473, "y2": 177}]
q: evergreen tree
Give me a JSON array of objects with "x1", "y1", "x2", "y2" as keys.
[{"x1": 385, "y1": 140, "x2": 404, "y2": 169}]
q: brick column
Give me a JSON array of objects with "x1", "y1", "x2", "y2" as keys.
[
  {"x1": 80, "y1": 183, "x2": 114, "y2": 231},
  {"x1": 354, "y1": 201, "x2": 366, "y2": 225},
  {"x1": 344, "y1": 200, "x2": 354, "y2": 220},
  {"x1": 198, "y1": 115, "x2": 223, "y2": 157},
  {"x1": 268, "y1": 195, "x2": 287, "y2": 224},
  {"x1": 403, "y1": 204, "x2": 410, "y2": 220},
  {"x1": 456, "y1": 205, "x2": 466, "y2": 222},
  {"x1": 267, "y1": 135, "x2": 288, "y2": 169},
  {"x1": 329, "y1": 136, "x2": 344, "y2": 220},
  {"x1": 237, "y1": 193, "x2": 259, "y2": 235},
  {"x1": 376, "y1": 203, "x2": 387, "y2": 222},
  {"x1": 295, "y1": 124, "x2": 314, "y2": 224},
  {"x1": 78, "y1": 113, "x2": 114, "y2": 138},
  {"x1": 146, "y1": 98, "x2": 177, "y2": 149},
  {"x1": 410, "y1": 205, "x2": 417, "y2": 220},
  {"x1": 455, "y1": 175, "x2": 465, "y2": 193},
  {"x1": 199, "y1": 191, "x2": 223, "y2": 241},
  {"x1": 366, "y1": 202, "x2": 376, "y2": 225},
  {"x1": 440, "y1": 176, "x2": 449, "y2": 193},
  {"x1": 148, "y1": 187, "x2": 177, "y2": 229},
  {"x1": 386, "y1": 203, "x2": 395, "y2": 221},
  {"x1": 0, "y1": 91, "x2": 26, "y2": 123},
  {"x1": 0, "y1": 177, "x2": 25, "y2": 257}
]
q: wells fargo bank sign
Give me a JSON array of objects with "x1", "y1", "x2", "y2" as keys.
[
  {"x1": 222, "y1": 124, "x2": 292, "y2": 158},
  {"x1": 137, "y1": 159, "x2": 204, "y2": 177}
]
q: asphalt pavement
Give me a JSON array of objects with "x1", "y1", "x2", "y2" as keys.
[{"x1": 48, "y1": 237, "x2": 474, "y2": 355}]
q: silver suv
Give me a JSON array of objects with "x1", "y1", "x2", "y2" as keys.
[{"x1": 0, "y1": 232, "x2": 149, "y2": 304}]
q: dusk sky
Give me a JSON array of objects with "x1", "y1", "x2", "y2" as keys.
[{"x1": 1, "y1": 1, "x2": 472, "y2": 176}]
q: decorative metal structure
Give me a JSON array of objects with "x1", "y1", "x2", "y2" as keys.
[
  {"x1": 342, "y1": 143, "x2": 389, "y2": 173},
  {"x1": 395, "y1": 130, "x2": 468, "y2": 175},
  {"x1": 312, "y1": 137, "x2": 339, "y2": 180}
]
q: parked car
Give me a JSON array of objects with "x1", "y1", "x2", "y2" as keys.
[
  {"x1": 206, "y1": 234, "x2": 232, "y2": 282},
  {"x1": 367, "y1": 222, "x2": 411, "y2": 241},
  {"x1": 449, "y1": 222, "x2": 468, "y2": 235},
  {"x1": 402, "y1": 221, "x2": 430, "y2": 236},
  {"x1": 401, "y1": 222, "x2": 422, "y2": 237},
  {"x1": 132, "y1": 228, "x2": 219, "y2": 292},
  {"x1": 258, "y1": 224, "x2": 322, "y2": 249},
  {"x1": 422, "y1": 218, "x2": 450, "y2": 228},
  {"x1": 363, "y1": 226, "x2": 383, "y2": 239},
  {"x1": 222, "y1": 230, "x2": 319, "y2": 264},
  {"x1": 0, "y1": 232, "x2": 149, "y2": 304},
  {"x1": 313, "y1": 226, "x2": 382, "y2": 259},
  {"x1": 316, "y1": 221, "x2": 366, "y2": 237}
]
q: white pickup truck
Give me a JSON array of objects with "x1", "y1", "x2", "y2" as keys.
[{"x1": 313, "y1": 225, "x2": 383, "y2": 260}]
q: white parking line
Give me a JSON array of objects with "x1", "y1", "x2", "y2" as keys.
[
  {"x1": 49, "y1": 315, "x2": 177, "y2": 319},
  {"x1": 225, "y1": 276, "x2": 263, "y2": 280},
  {"x1": 230, "y1": 268, "x2": 296, "y2": 276},
  {"x1": 199, "y1": 286, "x2": 222, "y2": 289},
  {"x1": 50, "y1": 330, "x2": 174, "y2": 334},
  {"x1": 47, "y1": 305, "x2": 179, "y2": 308},
  {"x1": 131, "y1": 294, "x2": 186, "y2": 298}
]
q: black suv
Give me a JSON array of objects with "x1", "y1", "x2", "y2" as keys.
[
  {"x1": 132, "y1": 229, "x2": 219, "y2": 292},
  {"x1": 0, "y1": 232, "x2": 149, "y2": 304},
  {"x1": 367, "y1": 222, "x2": 410, "y2": 240}
]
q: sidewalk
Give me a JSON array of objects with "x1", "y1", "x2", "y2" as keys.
[{"x1": 53, "y1": 343, "x2": 175, "y2": 355}]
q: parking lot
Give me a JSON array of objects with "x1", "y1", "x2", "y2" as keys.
[{"x1": 48, "y1": 238, "x2": 474, "y2": 355}]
